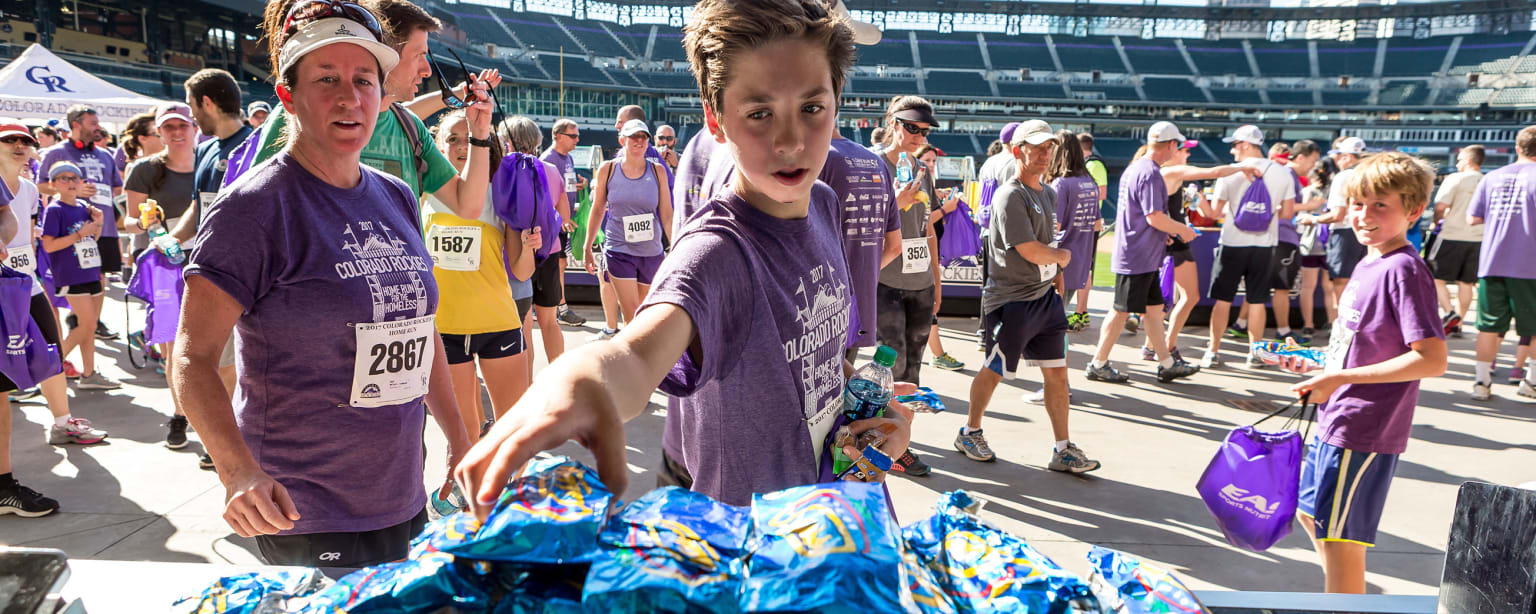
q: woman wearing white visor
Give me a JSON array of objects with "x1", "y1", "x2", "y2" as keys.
[{"x1": 172, "y1": 0, "x2": 471, "y2": 567}]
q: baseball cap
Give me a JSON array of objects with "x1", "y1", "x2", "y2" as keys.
[
  {"x1": 0, "y1": 121, "x2": 36, "y2": 145},
  {"x1": 278, "y1": 17, "x2": 400, "y2": 77},
  {"x1": 1329, "y1": 137, "x2": 1368, "y2": 156},
  {"x1": 829, "y1": 0, "x2": 881, "y2": 46},
  {"x1": 247, "y1": 101, "x2": 271, "y2": 116},
  {"x1": 893, "y1": 105, "x2": 939, "y2": 128},
  {"x1": 998, "y1": 122, "x2": 1020, "y2": 146},
  {"x1": 154, "y1": 103, "x2": 195, "y2": 128},
  {"x1": 1178, "y1": 139, "x2": 1199, "y2": 150},
  {"x1": 1009, "y1": 120, "x2": 1054, "y2": 147},
  {"x1": 1222, "y1": 125, "x2": 1265, "y2": 146},
  {"x1": 618, "y1": 119, "x2": 651, "y2": 138},
  {"x1": 1147, "y1": 121, "x2": 1186, "y2": 144},
  {"x1": 48, "y1": 161, "x2": 82, "y2": 181}
]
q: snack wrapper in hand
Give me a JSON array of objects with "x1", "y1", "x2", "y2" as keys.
[
  {"x1": 894, "y1": 387, "x2": 947, "y2": 413},
  {"x1": 903, "y1": 491, "x2": 1102, "y2": 614},
  {"x1": 739, "y1": 482, "x2": 907, "y2": 614},
  {"x1": 1086, "y1": 546, "x2": 1210, "y2": 614},
  {"x1": 583, "y1": 486, "x2": 750, "y2": 613},
  {"x1": 1250, "y1": 340, "x2": 1324, "y2": 370},
  {"x1": 299, "y1": 552, "x2": 490, "y2": 614},
  {"x1": 440, "y1": 456, "x2": 612, "y2": 564},
  {"x1": 174, "y1": 569, "x2": 331, "y2": 614},
  {"x1": 490, "y1": 563, "x2": 591, "y2": 614}
]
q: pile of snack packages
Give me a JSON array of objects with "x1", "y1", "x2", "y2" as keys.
[{"x1": 176, "y1": 457, "x2": 1210, "y2": 614}]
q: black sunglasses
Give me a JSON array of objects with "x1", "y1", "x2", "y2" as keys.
[
  {"x1": 430, "y1": 49, "x2": 501, "y2": 114},
  {"x1": 283, "y1": 0, "x2": 384, "y2": 44},
  {"x1": 896, "y1": 119, "x2": 931, "y2": 137}
]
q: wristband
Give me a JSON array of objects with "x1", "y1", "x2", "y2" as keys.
[{"x1": 468, "y1": 136, "x2": 492, "y2": 148}]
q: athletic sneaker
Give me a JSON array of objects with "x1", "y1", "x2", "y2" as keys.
[
  {"x1": 198, "y1": 453, "x2": 215, "y2": 470},
  {"x1": 892, "y1": 449, "x2": 931, "y2": 476},
  {"x1": 1302, "y1": 327, "x2": 1316, "y2": 339},
  {"x1": 1141, "y1": 346, "x2": 1157, "y2": 362},
  {"x1": 47, "y1": 418, "x2": 108, "y2": 445},
  {"x1": 1519, "y1": 380, "x2": 1536, "y2": 401},
  {"x1": 8, "y1": 387, "x2": 41, "y2": 402},
  {"x1": 953, "y1": 428, "x2": 996, "y2": 462},
  {"x1": 1442, "y1": 312, "x2": 1463, "y2": 337},
  {"x1": 1022, "y1": 388, "x2": 1071, "y2": 404},
  {"x1": 931, "y1": 353, "x2": 964, "y2": 371},
  {"x1": 1226, "y1": 325, "x2": 1248, "y2": 339},
  {"x1": 1170, "y1": 346, "x2": 1183, "y2": 362},
  {"x1": 1086, "y1": 362, "x2": 1131, "y2": 383},
  {"x1": 1472, "y1": 381, "x2": 1493, "y2": 401},
  {"x1": 95, "y1": 320, "x2": 116, "y2": 341},
  {"x1": 1282, "y1": 331, "x2": 1313, "y2": 346},
  {"x1": 1048, "y1": 443, "x2": 1101, "y2": 474},
  {"x1": 557, "y1": 307, "x2": 587, "y2": 326},
  {"x1": 1068, "y1": 312, "x2": 1090, "y2": 332},
  {"x1": 1199, "y1": 352, "x2": 1224, "y2": 369},
  {"x1": 63, "y1": 361, "x2": 80, "y2": 380},
  {"x1": 0, "y1": 482, "x2": 59, "y2": 518},
  {"x1": 75, "y1": 372, "x2": 120, "y2": 390},
  {"x1": 1157, "y1": 359, "x2": 1201, "y2": 383},
  {"x1": 166, "y1": 415, "x2": 189, "y2": 449},
  {"x1": 1245, "y1": 352, "x2": 1268, "y2": 369},
  {"x1": 1124, "y1": 314, "x2": 1141, "y2": 334},
  {"x1": 595, "y1": 328, "x2": 618, "y2": 340},
  {"x1": 1509, "y1": 367, "x2": 1527, "y2": 385}
]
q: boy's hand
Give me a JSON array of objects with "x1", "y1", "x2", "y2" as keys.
[
  {"x1": 1277, "y1": 354, "x2": 1320, "y2": 375},
  {"x1": 843, "y1": 412, "x2": 911, "y2": 483},
  {"x1": 1291, "y1": 372, "x2": 1344, "y2": 402}
]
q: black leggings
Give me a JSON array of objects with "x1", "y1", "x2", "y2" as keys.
[
  {"x1": 875, "y1": 284, "x2": 935, "y2": 387},
  {"x1": 1, "y1": 293, "x2": 62, "y2": 393}
]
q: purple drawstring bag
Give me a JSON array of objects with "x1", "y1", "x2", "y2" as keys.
[
  {"x1": 938, "y1": 200, "x2": 981, "y2": 265},
  {"x1": 128, "y1": 249, "x2": 186, "y2": 345},
  {"x1": 977, "y1": 178, "x2": 999, "y2": 230},
  {"x1": 219, "y1": 128, "x2": 262, "y2": 190},
  {"x1": 1159, "y1": 255, "x2": 1177, "y2": 308},
  {"x1": 33, "y1": 242, "x2": 68, "y2": 309},
  {"x1": 0, "y1": 268, "x2": 62, "y2": 390},
  {"x1": 492, "y1": 153, "x2": 562, "y2": 262},
  {"x1": 1196, "y1": 395, "x2": 1314, "y2": 551}
]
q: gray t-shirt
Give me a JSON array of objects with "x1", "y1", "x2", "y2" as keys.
[
  {"x1": 983, "y1": 177, "x2": 1058, "y2": 314},
  {"x1": 877, "y1": 155, "x2": 937, "y2": 291}
]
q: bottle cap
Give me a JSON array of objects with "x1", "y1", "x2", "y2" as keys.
[{"x1": 873, "y1": 345, "x2": 897, "y2": 368}]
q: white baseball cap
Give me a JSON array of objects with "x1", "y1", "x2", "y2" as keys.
[
  {"x1": 1147, "y1": 121, "x2": 1186, "y2": 144},
  {"x1": 154, "y1": 103, "x2": 195, "y2": 129},
  {"x1": 278, "y1": 17, "x2": 400, "y2": 77},
  {"x1": 1222, "y1": 124, "x2": 1265, "y2": 146},
  {"x1": 1329, "y1": 137, "x2": 1368, "y2": 156},
  {"x1": 619, "y1": 119, "x2": 651, "y2": 139},
  {"x1": 829, "y1": 0, "x2": 882, "y2": 46},
  {"x1": 1009, "y1": 119, "x2": 1055, "y2": 147}
]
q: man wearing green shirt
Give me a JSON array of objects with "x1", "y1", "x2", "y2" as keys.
[{"x1": 1076, "y1": 133, "x2": 1110, "y2": 331}]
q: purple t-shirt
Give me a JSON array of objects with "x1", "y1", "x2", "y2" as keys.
[
  {"x1": 1111, "y1": 157, "x2": 1169, "y2": 275},
  {"x1": 644, "y1": 183, "x2": 851, "y2": 506},
  {"x1": 1468, "y1": 161, "x2": 1536, "y2": 279},
  {"x1": 671, "y1": 132, "x2": 734, "y2": 237},
  {"x1": 40, "y1": 200, "x2": 99, "y2": 287},
  {"x1": 185, "y1": 154, "x2": 438, "y2": 535},
  {"x1": 539, "y1": 147, "x2": 578, "y2": 202},
  {"x1": 1321, "y1": 245, "x2": 1442, "y2": 455},
  {"x1": 820, "y1": 139, "x2": 899, "y2": 348},
  {"x1": 1279, "y1": 168, "x2": 1303, "y2": 246},
  {"x1": 40, "y1": 143, "x2": 122, "y2": 238}
]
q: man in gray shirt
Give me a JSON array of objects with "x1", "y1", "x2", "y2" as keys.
[{"x1": 957, "y1": 120, "x2": 1099, "y2": 474}]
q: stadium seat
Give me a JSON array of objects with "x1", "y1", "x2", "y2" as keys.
[
  {"x1": 1312, "y1": 39, "x2": 1379, "y2": 78},
  {"x1": 1184, "y1": 40, "x2": 1250, "y2": 76},
  {"x1": 449, "y1": 10, "x2": 518, "y2": 48},
  {"x1": 986, "y1": 40, "x2": 1056, "y2": 73},
  {"x1": 651, "y1": 30, "x2": 687, "y2": 62},
  {"x1": 1209, "y1": 88, "x2": 1262, "y2": 104},
  {"x1": 924, "y1": 71, "x2": 992, "y2": 97},
  {"x1": 1448, "y1": 33, "x2": 1531, "y2": 75},
  {"x1": 858, "y1": 37, "x2": 918, "y2": 68},
  {"x1": 1266, "y1": 88, "x2": 1315, "y2": 106},
  {"x1": 847, "y1": 78, "x2": 922, "y2": 96},
  {"x1": 1140, "y1": 77, "x2": 1207, "y2": 103},
  {"x1": 630, "y1": 71, "x2": 697, "y2": 90},
  {"x1": 917, "y1": 32, "x2": 985, "y2": 69},
  {"x1": 994, "y1": 80, "x2": 1066, "y2": 99},
  {"x1": 1377, "y1": 81, "x2": 1431, "y2": 106},
  {"x1": 927, "y1": 133, "x2": 978, "y2": 156},
  {"x1": 1383, "y1": 38, "x2": 1452, "y2": 77},
  {"x1": 1320, "y1": 89, "x2": 1371, "y2": 106},
  {"x1": 558, "y1": 18, "x2": 631, "y2": 58},
  {"x1": 1121, "y1": 42, "x2": 1192, "y2": 75},
  {"x1": 1070, "y1": 85, "x2": 1139, "y2": 102},
  {"x1": 1054, "y1": 38, "x2": 1128, "y2": 73},
  {"x1": 1248, "y1": 40, "x2": 1310, "y2": 78},
  {"x1": 537, "y1": 54, "x2": 614, "y2": 85}
]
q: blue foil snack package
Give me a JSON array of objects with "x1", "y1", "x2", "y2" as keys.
[
  {"x1": 440, "y1": 456, "x2": 612, "y2": 564},
  {"x1": 1086, "y1": 546, "x2": 1210, "y2": 614},
  {"x1": 904, "y1": 491, "x2": 1103, "y2": 614},
  {"x1": 739, "y1": 482, "x2": 907, "y2": 614},
  {"x1": 410, "y1": 509, "x2": 484, "y2": 559},
  {"x1": 490, "y1": 563, "x2": 591, "y2": 614},
  {"x1": 173, "y1": 569, "x2": 331, "y2": 614},
  {"x1": 583, "y1": 486, "x2": 751, "y2": 613},
  {"x1": 902, "y1": 547, "x2": 961, "y2": 614},
  {"x1": 894, "y1": 387, "x2": 947, "y2": 413},
  {"x1": 299, "y1": 552, "x2": 490, "y2": 614}
]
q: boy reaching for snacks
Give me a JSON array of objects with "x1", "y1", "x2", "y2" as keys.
[
  {"x1": 454, "y1": 0, "x2": 911, "y2": 510},
  {"x1": 1278, "y1": 152, "x2": 1447, "y2": 594}
]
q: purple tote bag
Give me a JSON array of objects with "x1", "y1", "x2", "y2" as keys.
[{"x1": 1196, "y1": 396, "x2": 1314, "y2": 551}]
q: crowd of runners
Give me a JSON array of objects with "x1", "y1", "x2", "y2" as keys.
[{"x1": 0, "y1": 0, "x2": 1530, "y2": 596}]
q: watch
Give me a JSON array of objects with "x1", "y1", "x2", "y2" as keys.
[{"x1": 468, "y1": 136, "x2": 492, "y2": 148}]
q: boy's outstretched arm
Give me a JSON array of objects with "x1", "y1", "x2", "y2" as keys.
[{"x1": 1287, "y1": 337, "x2": 1448, "y2": 401}]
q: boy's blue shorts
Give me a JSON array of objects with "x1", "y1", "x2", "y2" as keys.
[{"x1": 1298, "y1": 437, "x2": 1400, "y2": 547}]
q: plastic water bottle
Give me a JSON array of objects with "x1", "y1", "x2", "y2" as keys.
[
  {"x1": 843, "y1": 345, "x2": 897, "y2": 422},
  {"x1": 138, "y1": 199, "x2": 185, "y2": 264},
  {"x1": 428, "y1": 483, "x2": 466, "y2": 520},
  {"x1": 896, "y1": 152, "x2": 914, "y2": 184}
]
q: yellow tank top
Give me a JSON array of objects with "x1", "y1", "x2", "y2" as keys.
[{"x1": 422, "y1": 193, "x2": 521, "y2": 334}]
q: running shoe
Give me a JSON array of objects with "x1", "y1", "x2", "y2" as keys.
[
  {"x1": 1281, "y1": 331, "x2": 1313, "y2": 346},
  {"x1": 166, "y1": 415, "x2": 189, "y2": 449},
  {"x1": 1252, "y1": 339, "x2": 1324, "y2": 370},
  {"x1": 1520, "y1": 380, "x2": 1536, "y2": 401},
  {"x1": 1157, "y1": 359, "x2": 1201, "y2": 383},
  {"x1": 198, "y1": 453, "x2": 215, "y2": 470},
  {"x1": 1141, "y1": 346, "x2": 1157, "y2": 362},
  {"x1": 76, "y1": 372, "x2": 120, "y2": 390},
  {"x1": 1124, "y1": 314, "x2": 1141, "y2": 334},
  {"x1": 1509, "y1": 367, "x2": 1527, "y2": 385},
  {"x1": 0, "y1": 482, "x2": 59, "y2": 518},
  {"x1": 8, "y1": 387, "x2": 41, "y2": 402},
  {"x1": 931, "y1": 353, "x2": 964, "y2": 371},
  {"x1": 127, "y1": 330, "x2": 147, "y2": 354},
  {"x1": 1170, "y1": 346, "x2": 1183, "y2": 362},
  {"x1": 1245, "y1": 352, "x2": 1268, "y2": 369},
  {"x1": 953, "y1": 428, "x2": 996, "y2": 462},
  {"x1": 1226, "y1": 325, "x2": 1248, "y2": 339},
  {"x1": 63, "y1": 361, "x2": 80, "y2": 380},
  {"x1": 94, "y1": 320, "x2": 116, "y2": 341},
  {"x1": 1068, "y1": 312, "x2": 1090, "y2": 332},
  {"x1": 1086, "y1": 362, "x2": 1131, "y2": 383},
  {"x1": 1472, "y1": 381, "x2": 1493, "y2": 401},
  {"x1": 47, "y1": 417, "x2": 108, "y2": 445},
  {"x1": 1022, "y1": 388, "x2": 1071, "y2": 404},
  {"x1": 892, "y1": 449, "x2": 931, "y2": 476},
  {"x1": 557, "y1": 306, "x2": 587, "y2": 326},
  {"x1": 595, "y1": 328, "x2": 618, "y2": 340},
  {"x1": 1302, "y1": 327, "x2": 1316, "y2": 339},
  {"x1": 1442, "y1": 312, "x2": 1463, "y2": 337},
  {"x1": 1048, "y1": 443, "x2": 1101, "y2": 474}
]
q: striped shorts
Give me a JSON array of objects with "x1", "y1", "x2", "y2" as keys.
[{"x1": 1297, "y1": 437, "x2": 1400, "y2": 547}]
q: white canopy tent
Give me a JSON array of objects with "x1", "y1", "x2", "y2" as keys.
[{"x1": 0, "y1": 44, "x2": 166, "y2": 126}]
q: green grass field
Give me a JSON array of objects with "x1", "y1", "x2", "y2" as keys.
[{"x1": 1092, "y1": 250, "x2": 1114, "y2": 289}]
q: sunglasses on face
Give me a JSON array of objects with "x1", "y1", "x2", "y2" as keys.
[
  {"x1": 283, "y1": 0, "x2": 385, "y2": 44},
  {"x1": 656, "y1": 136, "x2": 675, "y2": 142},
  {"x1": 52, "y1": 176, "x2": 81, "y2": 183},
  {"x1": 558, "y1": 132, "x2": 579, "y2": 140},
  {"x1": 896, "y1": 119, "x2": 931, "y2": 137},
  {"x1": 0, "y1": 136, "x2": 34, "y2": 145}
]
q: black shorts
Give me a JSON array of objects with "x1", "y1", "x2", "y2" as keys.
[
  {"x1": 1326, "y1": 230, "x2": 1367, "y2": 279},
  {"x1": 1430, "y1": 239, "x2": 1480, "y2": 285},
  {"x1": 255, "y1": 509, "x2": 427, "y2": 568},
  {"x1": 1270, "y1": 243, "x2": 1302, "y2": 291},
  {"x1": 441, "y1": 329, "x2": 525, "y2": 364},
  {"x1": 515, "y1": 297, "x2": 533, "y2": 321},
  {"x1": 1210, "y1": 245, "x2": 1274, "y2": 303},
  {"x1": 530, "y1": 256, "x2": 563, "y2": 308},
  {"x1": 1, "y1": 293, "x2": 62, "y2": 393},
  {"x1": 558, "y1": 231, "x2": 571, "y2": 260},
  {"x1": 982, "y1": 291, "x2": 1068, "y2": 379},
  {"x1": 1169, "y1": 245, "x2": 1196, "y2": 266},
  {"x1": 97, "y1": 237, "x2": 122, "y2": 274},
  {"x1": 1113, "y1": 271, "x2": 1163, "y2": 314},
  {"x1": 55, "y1": 281, "x2": 104, "y2": 297}
]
